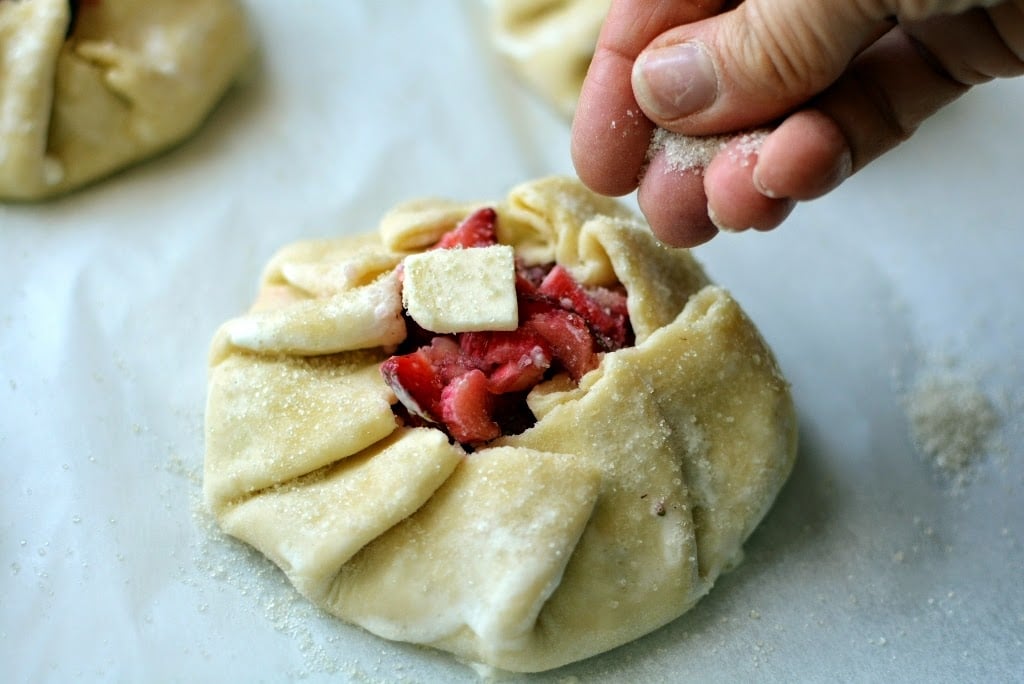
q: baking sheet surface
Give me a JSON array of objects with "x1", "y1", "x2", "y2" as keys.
[{"x1": 2, "y1": 2, "x2": 1022, "y2": 682}]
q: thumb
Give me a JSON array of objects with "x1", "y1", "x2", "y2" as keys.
[{"x1": 631, "y1": 0, "x2": 897, "y2": 133}]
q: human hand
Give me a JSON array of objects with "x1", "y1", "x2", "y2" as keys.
[{"x1": 571, "y1": 0, "x2": 1024, "y2": 247}]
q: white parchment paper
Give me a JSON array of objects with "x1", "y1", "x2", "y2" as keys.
[{"x1": 2, "y1": 2, "x2": 1022, "y2": 681}]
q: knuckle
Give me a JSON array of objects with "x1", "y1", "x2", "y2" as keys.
[
  {"x1": 907, "y1": 5, "x2": 1024, "y2": 84},
  {"x1": 725, "y1": 3, "x2": 839, "y2": 98},
  {"x1": 847, "y1": 62, "x2": 919, "y2": 153},
  {"x1": 988, "y1": 2, "x2": 1024, "y2": 74},
  {"x1": 890, "y1": 1, "x2": 978, "y2": 21}
]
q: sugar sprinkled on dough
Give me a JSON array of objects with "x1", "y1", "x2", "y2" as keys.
[{"x1": 179, "y1": 458, "x2": 410, "y2": 680}]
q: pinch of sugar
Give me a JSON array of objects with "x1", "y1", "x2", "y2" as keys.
[
  {"x1": 729, "y1": 130, "x2": 770, "y2": 166},
  {"x1": 647, "y1": 128, "x2": 770, "y2": 174}
]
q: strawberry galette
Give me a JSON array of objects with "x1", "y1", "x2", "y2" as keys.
[
  {"x1": 203, "y1": 177, "x2": 798, "y2": 672},
  {"x1": 0, "y1": 0, "x2": 250, "y2": 200}
]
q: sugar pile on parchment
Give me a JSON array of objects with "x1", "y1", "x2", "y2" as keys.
[{"x1": 903, "y1": 369, "x2": 1001, "y2": 490}]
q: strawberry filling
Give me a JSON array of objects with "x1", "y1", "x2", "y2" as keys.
[
  {"x1": 380, "y1": 208, "x2": 633, "y2": 446},
  {"x1": 432, "y1": 207, "x2": 499, "y2": 249}
]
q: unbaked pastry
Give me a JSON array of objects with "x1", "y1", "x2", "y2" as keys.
[
  {"x1": 204, "y1": 177, "x2": 797, "y2": 673},
  {"x1": 0, "y1": 0, "x2": 251, "y2": 201},
  {"x1": 488, "y1": 0, "x2": 610, "y2": 116}
]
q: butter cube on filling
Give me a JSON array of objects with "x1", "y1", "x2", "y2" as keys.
[{"x1": 402, "y1": 245, "x2": 518, "y2": 333}]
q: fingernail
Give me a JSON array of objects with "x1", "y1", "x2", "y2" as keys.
[
  {"x1": 633, "y1": 42, "x2": 718, "y2": 120},
  {"x1": 826, "y1": 148, "x2": 854, "y2": 191},
  {"x1": 707, "y1": 204, "x2": 742, "y2": 233},
  {"x1": 751, "y1": 168, "x2": 779, "y2": 198},
  {"x1": 753, "y1": 146, "x2": 852, "y2": 199}
]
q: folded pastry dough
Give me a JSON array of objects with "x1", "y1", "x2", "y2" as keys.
[
  {"x1": 488, "y1": 0, "x2": 610, "y2": 116},
  {"x1": 0, "y1": 0, "x2": 251, "y2": 200},
  {"x1": 204, "y1": 176, "x2": 798, "y2": 672}
]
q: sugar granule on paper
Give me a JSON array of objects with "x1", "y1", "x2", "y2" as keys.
[{"x1": 903, "y1": 371, "x2": 1000, "y2": 487}]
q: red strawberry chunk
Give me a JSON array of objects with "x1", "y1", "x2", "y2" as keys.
[
  {"x1": 380, "y1": 351, "x2": 444, "y2": 422},
  {"x1": 459, "y1": 329, "x2": 549, "y2": 370},
  {"x1": 588, "y1": 285, "x2": 629, "y2": 319},
  {"x1": 524, "y1": 307, "x2": 598, "y2": 382},
  {"x1": 539, "y1": 265, "x2": 630, "y2": 350},
  {"x1": 421, "y1": 337, "x2": 475, "y2": 384},
  {"x1": 487, "y1": 358, "x2": 548, "y2": 394},
  {"x1": 516, "y1": 262, "x2": 552, "y2": 291},
  {"x1": 441, "y1": 369, "x2": 501, "y2": 444},
  {"x1": 460, "y1": 329, "x2": 552, "y2": 393},
  {"x1": 433, "y1": 208, "x2": 499, "y2": 249}
]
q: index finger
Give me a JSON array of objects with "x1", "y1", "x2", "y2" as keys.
[{"x1": 571, "y1": 0, "x2": 727, "y2": 196}]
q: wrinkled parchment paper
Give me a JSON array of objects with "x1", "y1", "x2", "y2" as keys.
[{"x1": 2, "y1": 2, "x2": 1022, "y2": 681}]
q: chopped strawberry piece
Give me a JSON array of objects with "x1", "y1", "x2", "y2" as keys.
[
  {"x1": 487, "y1": 358, "x2": 549, "y2": 394},
  {"x1": 458, "y1": 331, "x2": 497, "y2": 366},
  {"x1": 421, "y1": 337, "x2": 475, "y2": 384},
  {"x1": 514, "y1": 271, "x2": 540, "y2": 299},
  {"x1": 539, "y1": 265, "x2": 631, "y2": 350},
  {"x1": 433, "y1": 208, "x2": 499, "y2": 249},
  {"x1": 516, "y1": 262, "x2": 553, "y2": 291},
  {"x1": 587, "y1": 285, "x2": 629, "y2": 319},
  {"x1": 441, "y1": 369, "x2": 501, "y2": 444},
  {"x1": 524, "y1": 307, "x2": 599, "y2": 382},
  {"x1": 460, "y1": 329, "x2": 552, "y2": 393},
  {"x1": 460, "y1": 328, "x2": 548, "y2": 368},
  {"x1": 380, "y1": 351, "x2": 444, "y2": 422}
]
